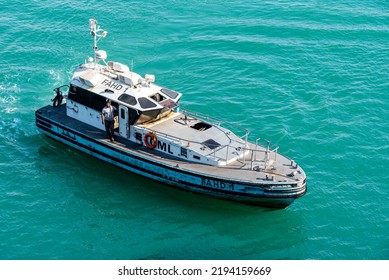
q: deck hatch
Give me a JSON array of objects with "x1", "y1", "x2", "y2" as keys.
[
  {"x1": 191, "y1": 122, "x2": 212, "y2": 131},
  {"x1": 201, "y1": 139, "x2": 221, "y2": 150}
]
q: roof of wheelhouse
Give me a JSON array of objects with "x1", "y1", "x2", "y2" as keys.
[
  {"x1": 70, "y1": 62, "x2": 182, "y2": 112},
  {"x1": 69, "y1": 18, "x2": 182, "y2": 112}
]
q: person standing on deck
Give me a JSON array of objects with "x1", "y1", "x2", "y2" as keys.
[{"x1": 101, "y1": 100, "x2": 116, "y2": 142}]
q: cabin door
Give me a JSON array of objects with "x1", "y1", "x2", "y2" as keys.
[{"x1": 119, "y1": 105, "x2": 129, "y2": 138}]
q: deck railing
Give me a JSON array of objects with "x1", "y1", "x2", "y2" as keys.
[{"x1": 145, "y1": 109, "x2": 279, "y2": 169}]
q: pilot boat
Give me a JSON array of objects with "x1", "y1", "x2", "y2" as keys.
[{"x1": 35, "y1": 19, "x2": 307, "y2": 208}]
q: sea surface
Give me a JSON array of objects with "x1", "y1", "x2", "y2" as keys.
[{"x1": 0, "y1": 0, "x2": 388, "y2": 260}]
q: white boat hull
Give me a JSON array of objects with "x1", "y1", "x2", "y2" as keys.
[{"x1": 36, "y1": 105, "x2": 306, "y2": 208}]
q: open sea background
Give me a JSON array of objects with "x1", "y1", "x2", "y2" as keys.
[{"x1": 0, "y1": 0, "x2": 388, "y2": 260}]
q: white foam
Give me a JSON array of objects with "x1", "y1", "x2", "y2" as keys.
[{"x1": 0, "y1": 83, "x2": 20, "y2": 114}]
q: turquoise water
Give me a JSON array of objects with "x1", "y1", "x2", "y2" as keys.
[{"x1": 0, "y1": 0, "x2": 388, "y2": 259}]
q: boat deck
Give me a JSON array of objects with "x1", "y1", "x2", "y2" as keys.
[
  {"x1": 36, "y1": 104, "x2": 305, "y2": 185},
  {"x1": 143, "y1": 111, "x2": 248, "y2": 164}
]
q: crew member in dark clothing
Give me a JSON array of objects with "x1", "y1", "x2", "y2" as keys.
[{"x1": 101, "y1": 100, "x2": 116, "y2": 141}]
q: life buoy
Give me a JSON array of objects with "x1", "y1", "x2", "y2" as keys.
[{"x1": 144, "y1": 132, "x2": 157, "y2": 149}]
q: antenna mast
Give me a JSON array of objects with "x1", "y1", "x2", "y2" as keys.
[{"x1": 89, "y1": 19, "x2": 108, "y2": 65}]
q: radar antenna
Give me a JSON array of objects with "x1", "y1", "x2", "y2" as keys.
[{"x1": 89, "y1": 19, "x2": 108, "y2": 66}]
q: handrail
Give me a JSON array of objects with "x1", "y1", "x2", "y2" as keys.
[{"x1": 141, "y1": 110, "x2": 280, "y2": 169}]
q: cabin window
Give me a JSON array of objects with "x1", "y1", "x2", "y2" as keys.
[
  {"x1": 92, "y1": 94, "x2": 107, "y2": 111},
  {"x1": 150, "y1": 93, "x2": 165, "y2": 102},
  {"x1": 67, "y1": 85, "x2": 92, "y2": 106},
  {"x1": 68, "y1": 85, "x2": 120, "y2": 115},
  {"x1": 135, "y1": 109, "x2": 161, "y2": 124},
  {"x1": 138, "y1": 97, "x2": 158, "y2": 109},
  {"x1": 160, "y1": 88, "x2": 179, "y2": 99},
  {"x1": 118, "y1": 94, "x2": 137, "y2": 106}
]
